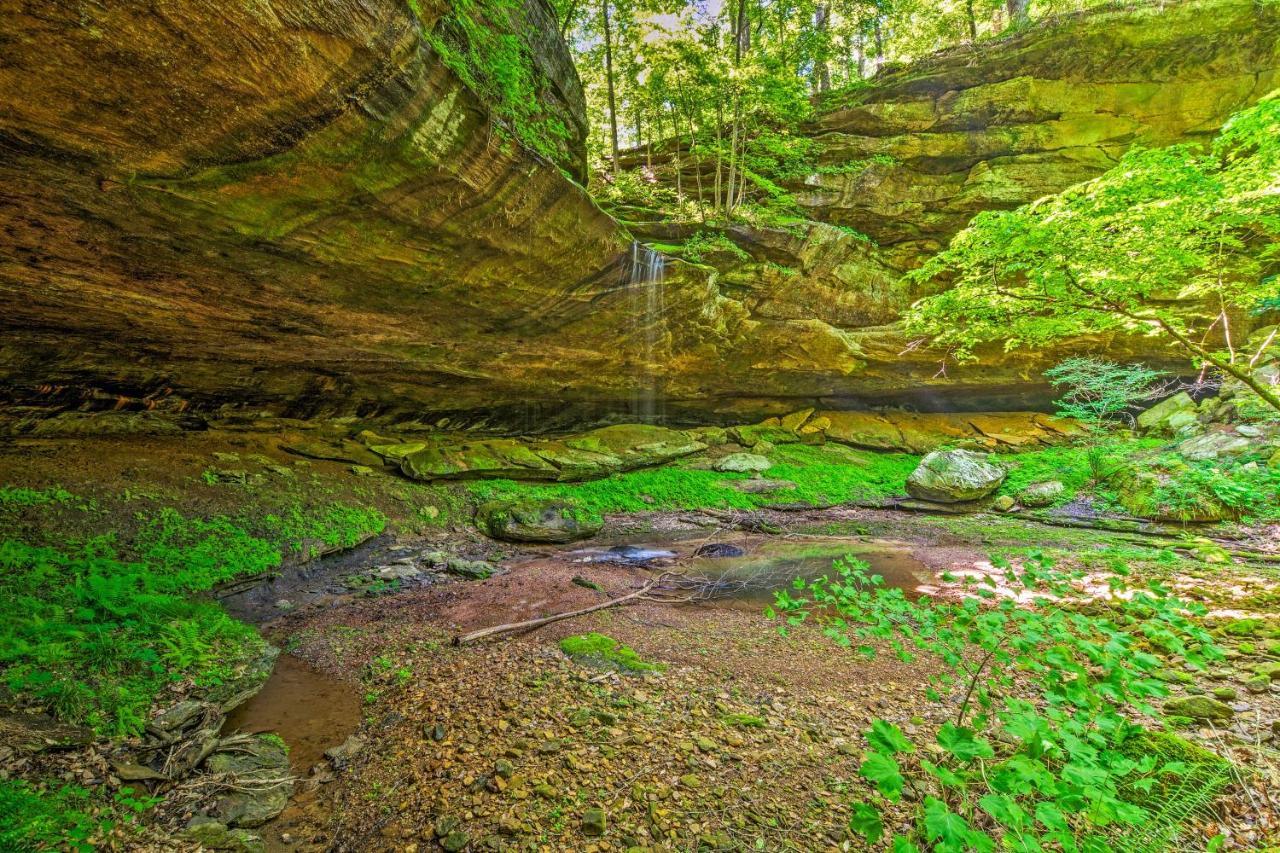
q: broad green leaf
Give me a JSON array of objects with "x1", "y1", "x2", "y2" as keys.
[
  {"x1": 847, "y1": 801, "x2": 883, "y2": 844},
  {"x1": 867, "y1": 718, "x2": 914, "y2": 755},
  {"x1": 859, "y1": 752, "x2": 905, "y2": 802}
]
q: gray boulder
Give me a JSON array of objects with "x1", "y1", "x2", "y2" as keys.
[{"x1": 906, "y1": 450, "x2": 1006, "y2": 503}]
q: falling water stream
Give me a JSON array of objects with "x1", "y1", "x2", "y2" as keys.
[{"x1": 627, "y1": 242, "x2": 666, "y2": 422}]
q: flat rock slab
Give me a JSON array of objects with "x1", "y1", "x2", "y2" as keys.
[{"x1": 399, "y1": 424, "x2": 706, "y2": 482}]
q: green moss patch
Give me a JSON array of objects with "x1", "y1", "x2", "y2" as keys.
[
  {"x1": 559, "y1": 633, "x2": 663, "y2": 674},
  {"x1": 469, "y1": 444, "x2": 920, "y2": 516},
  {"x1": 993, "y1": 438, "x2": 1162, "y2": 506}
]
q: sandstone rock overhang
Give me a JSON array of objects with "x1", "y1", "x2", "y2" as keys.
[{"x1": 1, "y1": 0, "x2": 1276, "y2": 426}]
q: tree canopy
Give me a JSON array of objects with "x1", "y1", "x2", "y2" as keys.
[{"x1": 906, "y1": 97, "x2": 1280, "y2": 412}]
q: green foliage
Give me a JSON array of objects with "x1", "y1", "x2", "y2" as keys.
[
  {"x1": 908, "y1": 98, "x2": 1280, "y2": 413},
  {"x1": 994, "y1": 437, "x2": 1161, "y2": 503},
  {"x1": 771, "y1": 552, "x2": 1228, "y2": 849},
  {"x1": 674, "y1": 231, "x2": 750, "y2": 263},
  {"x1": 559, "y1": 632, "x2": 663, "y2": 672},
  {"x1": 263, "y1": 502, "x2": 387, "y2": 555},
  {"x1": 0, "y1": 780, "x2": 111, "y2": 852},
  {"x1": 0, "y1": 485, "x2": 76, "y2": 507},
  {"x1": 0, "y1": 498, "x2": 360, "y2": 735},
  {"x1": 1106, "y1": 451, "x2": 1280, "y2": 523},
  {"x1": 422, "y1": 0, "x2": 573, "y2": 168},
  {"x1": 1044, "y1": 358, "x2": 1171, "y2": 427},
  {"x1": 0, "y1": 537, "x2": 263, "y2": 735}
]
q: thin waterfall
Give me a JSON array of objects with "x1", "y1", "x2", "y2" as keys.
[{"x1": 626, "y1": 242, "x2": 666, "y2": 422}]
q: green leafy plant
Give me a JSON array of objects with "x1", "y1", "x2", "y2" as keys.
[{"x1": 771, "y1": 553, "x2": 1228, "y2": 850}]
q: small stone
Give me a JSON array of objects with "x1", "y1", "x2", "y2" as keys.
[
  {"x1": 494, "y1": 759, "x2": 514, "y2": 779},
  {"x1": 441, "y1": 831, "x2": 469, "y2": 852},
  {"x1": 1163, "y1": 696, "x2": 1234, "y2": 721},
  {"x1": 581, "y1": 807, "x2": 607, "y2": 836},
  {"x1": 992, "y1": 495, "x2": 1015, "y2": 512},
  {"x1": 1246, "y1": 675, "x2": 1271, "y2": 694},
  {"x1": 1212, "y1": 687, "x2": 1237, "y2": 701},
  {"x1": 534, "y1": 783, "x2": 557, "y2": 799}
]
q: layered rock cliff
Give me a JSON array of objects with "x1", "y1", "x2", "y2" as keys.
[{"x1": 1, "y1": 0, "x2": 1276, "y2": 428}]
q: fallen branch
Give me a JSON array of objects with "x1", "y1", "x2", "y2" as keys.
[{"x1": 454, "y1": 571, "x2": 720, "y2": 645}]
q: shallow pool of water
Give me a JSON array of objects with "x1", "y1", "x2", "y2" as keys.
[
  {"x1": 687, "y1": 538, "x2": 931, "y2": 603},
  {"x1": 221, "y1": 654, "x2": 360, "y2": 773},
  {"x1": 569, "y1": 533, "x2": 932, "y2": 604}
]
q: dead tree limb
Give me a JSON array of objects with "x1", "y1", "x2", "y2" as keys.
[
  {"x1": 454, "y1": 572, "x2": 718, "y2": 645},
  {"x1": 455, "y1": 578, "x2": 662, "y2": 645}
]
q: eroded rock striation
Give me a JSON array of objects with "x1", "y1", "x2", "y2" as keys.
[{"x1": 1, "y1": 0, "x2": 1276, "y2": 424}]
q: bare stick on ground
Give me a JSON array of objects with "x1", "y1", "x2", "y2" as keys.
[{"x1": 454, "y1": 571, "x2": 723, "y2": 645}]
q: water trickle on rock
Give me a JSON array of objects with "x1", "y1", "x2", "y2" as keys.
[{"x1": 627, "y1": 242, "x2": 666, "y2": 422}]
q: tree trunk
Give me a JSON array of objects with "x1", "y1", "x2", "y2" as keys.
[
  {"x1": 873, "y1": 19, "x2": 885, "y2": 71},
  {"x1": 734, "y1": 0, "x2": 750, "y2": 62},
  {"x1": 1006, "y1": 0, "x2": 1029, "y2": 23},
  {"x1": 601, "y1": 0, "x2": 620, "y2": 176},
  {"x1": 813, "y1": 4, "x2": 831, "y2": 94},
  {"x1": 965, "y1": 0, "x2": 978, "y2": 40},
  {"x1": 856, "y1": 31, "x2": 866, "y2": 77},
  {"x1": 560, "y1": 0, "x2": 579, "y2": 38}
]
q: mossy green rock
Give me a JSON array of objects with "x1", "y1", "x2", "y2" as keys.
[
  {"x1": 1018, "y1": 480, "x2": 1064, "y2": 507},
  {"x1": 1254, "y1": 662, "x2": 1280, "y2": 681},
  {"x1": 1162, "y1": 696, "x2": 1234, "y2": 721},
  {"x1": 475, "y1": 499, "x2": 601, "y2": 544},
  {"x1": 1136, "y1": 392, "x2": 1197, "y2": 434},
  {"x1": 185, "y1": 820, "x2": 266, "y2": 853},
  {"x1": 581, "y1": 807, "x2": 607, "y2": 836},
  {"x1": 713, "y1": 452, "x2": 772, "y2": 473},
  {"x1": 204, "y1": 735, "x2": 293, "y2": 827},
  {"x1": 560, "y1": 633, "x2": 662, "y2": 673},
  {"x1": 906, "y1": 450, "x2": 1006, "y2": 503}
]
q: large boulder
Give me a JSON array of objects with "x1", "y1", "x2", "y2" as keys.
[
  {"x1": 203, "y1": 735, "x2": 293, "y2": 828},
  {"x1": 475, "y1": 499, "x2": 602, "y2": 543},
  {"x1": 906, "y1": 450, "x2": 1007, "y2": 503},
  {"x1": 1163, "y1": 696, "x2": 1234, "y2": 722},
  {"x1": 1137, "y1": 392, "x2": 1198, "y2": 435}
]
